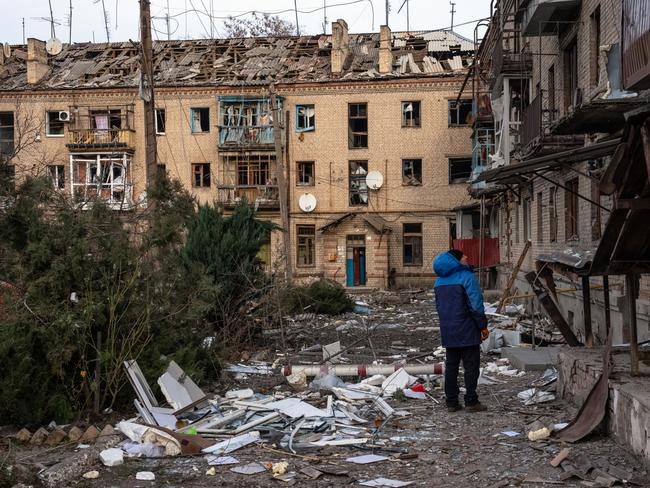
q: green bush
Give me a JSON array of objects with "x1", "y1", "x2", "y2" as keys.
[{"x1": 281, "y1": 279, "x2": 354, "y2": 315}]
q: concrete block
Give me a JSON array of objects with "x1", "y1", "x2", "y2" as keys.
[{"x1": 501, "y1": 347, "x2": 561, "y2": 371}]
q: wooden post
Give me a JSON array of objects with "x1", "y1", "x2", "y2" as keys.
[
  {"x1": 139, "y1": 0, "x2": 158, "y2": 187},
  {"x1": 270, "y1": 87, "x2": 292, "y2": 283},
  {"x1": 496, "y1": 239, "x2": 531, "y2": 313},
  {"x1": 626, "y1": 273, "x2": 639, "y2": 375},
  {"x1": 582, "y1": 275, "x2": 593, "y2": 347}
]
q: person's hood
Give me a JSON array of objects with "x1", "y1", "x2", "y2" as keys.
[{"x1": 434, "y1": 251, "x2": 471, "y2": 277}]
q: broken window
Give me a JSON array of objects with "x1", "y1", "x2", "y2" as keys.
[
  {"x1": 296, "y1": 104, "x2": 315, "y2": 132},
  {"x1": 0, "y1": 112, "x2": 15, "y2": 157},
  {"x1": 590, "y1": 6, "x2": 601, "y2": 87},
  {"x1": 90, "y1": 110, "x2": 122, "y2": 130},
  {"x1": 565, "y1": 178, "x2": 579, "y2": 240},
  {"x1": 191, "y1": 107, "x2": 210, "y2": 133},
  {"x1": 349, "y1": 160, "x2": 368, "y2": 206},
  {"x1": 549, "y1": 187, "x2": 558, "y2": 243},
  {"x1": 448, "y1": 157, "x2": 472, "y2": 183},
  {"x1": 48, "y1": 165, "x2": 65, "y2": 190},
  {"x1": 563, "y1": 39, "x2": 578, "y2": 111},
  {"x1": 155, "y1": 108, "x2": 166, "y2": 135},
  {"x1": 46, "y1": 111, "x2": 65, "y2": 136},
  {"x1": 297, "y1": 161, "x2": 315, "y2": 186},
  {"x1": 71, "y1": 154, "x2": 130, "y2": 208},
  {"x1": 448, "y1": 100, "x2": 472, "y2": 126},
  {"x1": 0, "y1": 164, "x2": 15, "y2": 192},
  {"x1": 348, "y1": 103, "x2": 368, "y2": 149},
  {"x1": 297, "y1": 225, "x2": 315, "y2": 267},
  {"x1": 402, "y1": 159, "x2": 422, "y2": 185},
  {"x1": 218, "y1": 98, "x2": 275, "y2": 146},
  {"x1": 537, "y1": 192, "x2": 543, "y2": 244},
  {"x1": 192, "y1": 163, "x2": 211, "y2": 188},
  {"x1": 403, "y1": 223, "x2": 423, "y2": 266},
  {"x1": 402, "y1": 101, "x2": 421, "y2": 127}
]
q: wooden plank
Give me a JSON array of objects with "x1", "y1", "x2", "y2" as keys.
[
  {"x1": 496, "y1": 240, "x2": 531, "y2": 313},
  {"x1": 525, "y1": 271, "x2": 582, "y2": 347}
]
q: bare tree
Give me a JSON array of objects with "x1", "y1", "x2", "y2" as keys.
[{"x1": 223, "y1": 12, "x2": 296, "y2": 38}]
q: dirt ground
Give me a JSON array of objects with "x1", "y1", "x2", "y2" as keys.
[{"x1": 4, "y1": 291, "x2": 649, "y2": 487}]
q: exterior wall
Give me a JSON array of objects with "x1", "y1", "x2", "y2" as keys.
[{"x1": 0, "y1": 77, "x2": 473, "y2": 289}]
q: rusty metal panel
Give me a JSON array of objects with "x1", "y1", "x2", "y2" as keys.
[{"x1": 623, "y1": 0, "x2": 650, "y2": 90}]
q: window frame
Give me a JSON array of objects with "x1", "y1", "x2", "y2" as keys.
[
  {"x1": 192, "y1": 163, "x2": 211, "y2": 188},
  {"x1": 403, "y1": 223, "x2": 423, "y2": 266},
  {"x1": 296, "y1": 225, "x2": 316, "y2": 267},
  {"x1": 565, "y1": 178, "x2": 579, "y2": 240},
  {"x1": 448, "y1": 99, "x2": 472, "y2": 126},
  {"x1": 47, "y1": 164, "x2": 65, "y2": 190},
  {"x1": 401, "y1": 101, "x2": 421, "y2": 128},
  {"x1": 348, "y1": 160, "x2": 369, "y2": 206},
  {"x1": 190, "y1": 107, "x2": 210, "y2": 133},
  {"x1": 155, "y1": 108, "x2": 166, "y2": 135},
  {"x1": 297, "y1": 161, "x2": 315, "y2": 186},
  {"x1": 348, "y1": 103, "x2": 368, "y2": 149},
  {"x1": 295, "y1": 104, "x2": 315, "y2": 132},
  {"x1": 402, "y1": 158, "x2": 422, "y2": 185},
  {"x1": 448, "y1": 157, "x2": 472, "y2": 184},
  {"x1": 46, "y1": 111, "x2": 65, "y2": 137},
  {"x1": 0, "y1": 112, "x2": 14, "y2": 157}
]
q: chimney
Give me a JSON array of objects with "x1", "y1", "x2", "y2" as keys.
[
  {"x1": 27, "y1": 38, "x2": 49, "y2": 85},
  {"x1": 331, "y1": 19, "x2": 349, "y2": 75},
  {"x1": 379, "y1": 25, "x2": 392, "y2": 74}
]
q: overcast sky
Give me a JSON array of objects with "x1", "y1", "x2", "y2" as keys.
[{"x1": 0, "y1": 0, "x2": 491, "y2": 46}]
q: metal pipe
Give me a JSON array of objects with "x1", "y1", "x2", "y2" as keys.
[
  {"x1": 283, "y1": 363, "x2": 444, "y2": 377},
  {"x1": 626, "y1": 273, "x2": 639, "y2": 376},
  {"x1": 582, "y1": 275, "x2": 593, "y2": 347}
]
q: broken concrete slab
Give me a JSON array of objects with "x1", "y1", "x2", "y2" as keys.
[
  {"x1": 501, "y1": 347, "x2": 561, "y2": 371},
  {"x1": 99, "y1": 448, "x2": 124, "y2": 466}
]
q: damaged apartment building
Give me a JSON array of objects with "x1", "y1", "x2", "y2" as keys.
[
  {"x1": 464, "y1": 0, "x2": 650, "y2": 346},
  {"x1": 0, "y1": 20, "x2": 475, "y2": 288}
]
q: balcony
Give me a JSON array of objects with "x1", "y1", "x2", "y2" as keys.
[
  {"x1": 70, "y1": 154, "x2": 133, "y2": 210},
  {"x1": 519, "y1": 0, "x2": 580, "y2": 36},
  {"x1": 622, "y1": 0, "x2": 650, "y2": 90},
  {"x1": 217, "y1": 185, "x2": 279, "y2": 210},
  {"x1": 217, "y1": 97, "x2": 280, "y2": 150},
  {"x1": 66, "y1": 129, "x2": 135, "y2": 151},
  {"x1": 491, "y1": 34, "x2": 533, "y2": 79}
]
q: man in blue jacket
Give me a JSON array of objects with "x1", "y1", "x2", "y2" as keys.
[{"x1": 433, "y1": 249, "x2": 489, "y2": 412}]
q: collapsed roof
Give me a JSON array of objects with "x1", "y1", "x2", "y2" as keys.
[{"x1": 0, "y1": 30, "x2": 473, "y2": 91}]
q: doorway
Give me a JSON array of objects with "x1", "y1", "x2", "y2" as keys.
[{"x1": 346, "y1": 234, "x2": 366, "y2": 287}]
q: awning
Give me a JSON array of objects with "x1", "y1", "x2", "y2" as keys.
[
  {"x1": 318, "y1": 213, "x2": 392, "y2": 234},
  {"x1": 474, "y1": 138, "x2": 620, "y2": 184}
]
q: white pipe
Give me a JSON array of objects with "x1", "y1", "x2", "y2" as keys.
[{"x1": 283, "y1": 363, "x2": 444, "y2": 377}]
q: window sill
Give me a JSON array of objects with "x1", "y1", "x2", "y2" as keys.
[
  {"x1": 403, "y1": 263, "x2": 423, "y2": 267},
  {"x1": 296, "y1": 265, "x2": 316, "y2": 269},
  {"x1": 448, "y1": 125, "x2": 469, "y2": 128},
  {"x1": 402, "y1": 182, "x2": 423, "y2": 187},
  {"x1": 156, "y1": 133, "x2": 166, "y2": 136},
  {"x1": 296, "y1": 128, "x2": 315, "y2": 133},
  {"x1": 348, "y1": 146, "x2": 369, "y2": 150},
  {"x1": 297, "y1": 183, "x2": 315, "y2": 187},
  {"x1": 401, "y1": 125, "x2": 422, "y2": 129},
  {"x1": 191, "y1": 131, "x2": 210, "y2": 135},
  {"x1": 46, "y1": 134, "x2": 65, "y2": 138}
]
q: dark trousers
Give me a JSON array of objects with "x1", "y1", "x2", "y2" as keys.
[{"x1": 445, "y1": 345, "x2": 481, "y2": 407}]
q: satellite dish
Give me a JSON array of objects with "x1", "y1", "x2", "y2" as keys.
[
  {"x1": 46, "y1": 38, "x2": 63, "y2": 56},
  {"x1": 299, "y1": 193, "x2": 317, "y2": 212},
  {"x1": 366, "y1": 170, "x2": 384, "y2": 190},
  {"x1": 3, "y1": 43, "x2": 11, "y2": 58}
]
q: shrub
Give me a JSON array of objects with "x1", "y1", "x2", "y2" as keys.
[{"x1": 281, "y1": 279, "x2": 354, "y2": 315}]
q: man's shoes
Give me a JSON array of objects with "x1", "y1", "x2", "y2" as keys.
[
  {"x1": 446, "y1": 404, "x2": 462, "y2": 412},
  {"x1": 465, "y1": 402, "x2": 488, "y2": 412}
]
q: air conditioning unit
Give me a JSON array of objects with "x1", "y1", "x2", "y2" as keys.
[{"x1": 58, "y1": 111, "x2": 71, "y2": 122}]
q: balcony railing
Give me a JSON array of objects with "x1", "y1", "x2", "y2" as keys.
[
  {"x1": 67, "y1": 129, "x2": 135, "y2": 150},
  {"x1": 217, "y1": 126, "x2": 274, "y2": 148},
  {"x1": 217, "y1": 185, "x2": 279, "y2": 209},
  {"x1": 622, "y1": 0, "x2": 650, "y2": 90}
]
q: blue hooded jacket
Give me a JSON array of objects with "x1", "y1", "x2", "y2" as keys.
[{"x1": 433, "y1": 251, "x2": 488, "y2": 348}]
